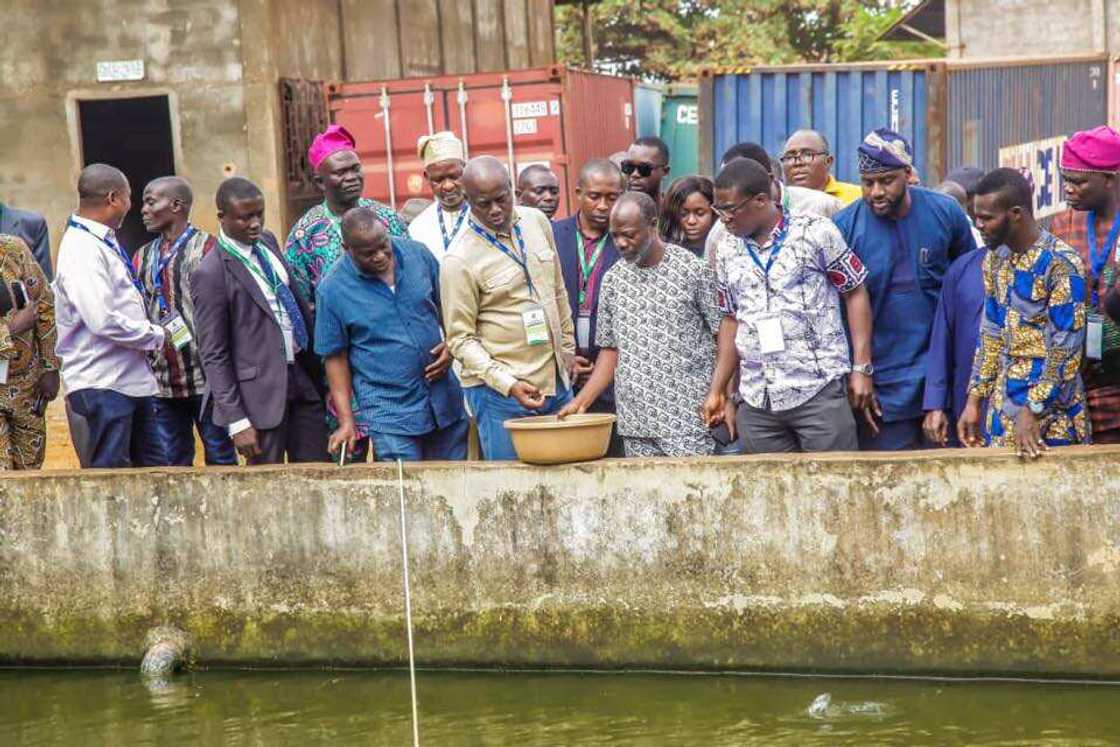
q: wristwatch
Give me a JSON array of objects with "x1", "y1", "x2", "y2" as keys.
[
  {"x1": 851, "y1": 363, "x2": 874, "y2": 376},
  {"x1": 1028, "y1": 401, "x2": 1045, "y2": 415}
]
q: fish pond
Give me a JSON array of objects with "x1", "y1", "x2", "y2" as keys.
[{"x1": 2, "y1": 669, "x2": 1118, "y2": 745}]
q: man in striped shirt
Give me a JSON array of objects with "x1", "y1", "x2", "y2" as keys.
[{"x1": 135, "y1": 177, "x2": 236, "y2": 466}]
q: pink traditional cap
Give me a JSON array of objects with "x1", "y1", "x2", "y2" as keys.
[
  {"x1": 308, "y1": 124, "x2": 357, "y2": 170},
  {"x1": 1061, "y1": 126, "x2": 1120, "y2": 173}
]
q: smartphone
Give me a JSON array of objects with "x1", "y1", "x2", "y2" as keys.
[
  {"x1": 32, "y1": 394, "x2": 46, "y2": 417},
  {"x1": 709, "y1": 420, "x2": 734, "y2": 447},
  {"x1": 10, "y1": 281, "x2": 28, "y2": 310}
]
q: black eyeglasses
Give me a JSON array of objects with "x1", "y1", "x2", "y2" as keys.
[
  {"x1": 711, "y1": 195, "x2": 755, "y2": 220},
  {"x1": 779, "y1": 150, "x2": 829, "y2": 165},
  {"x1": 621, "y1": 161, "x2": 664, "y2": 178}
]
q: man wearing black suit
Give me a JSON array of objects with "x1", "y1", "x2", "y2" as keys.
[
  {"x1": 0, "y1": 201, "x2": 52, "y2": 279},
  {"x1": 190, "y1": 177, "x2": 329, "y2": 465},
  {"x1": 551, "y1": 160, "x2": 624, "y2": 452}
]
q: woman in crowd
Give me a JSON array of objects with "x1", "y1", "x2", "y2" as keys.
[{"x1": 658, "y1": 176, "x2": 715, "y2": 258}]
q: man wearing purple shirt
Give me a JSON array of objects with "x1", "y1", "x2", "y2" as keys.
[{"x1": 922, "y1": 246, "x2": 987, "y2": 446}]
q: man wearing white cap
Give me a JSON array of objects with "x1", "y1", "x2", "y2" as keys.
[{"x1": 408, "y1": 132, "x2": 470, "y2": 262}]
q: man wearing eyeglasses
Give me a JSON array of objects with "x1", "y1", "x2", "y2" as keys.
[
  {"x1": 622, "y1": 136, "x2": 671, "y2": 204},
  {"x1": 780, "y1": 130, "x2": 862, "y2": 206}
]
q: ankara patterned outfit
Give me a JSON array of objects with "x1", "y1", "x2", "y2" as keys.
[
  {"x1": 968, "y1": 232, "x2": 1090, "y2": 447},
  {"x1": 0, "y1": 235, "x2": 59, "y2": 469}
]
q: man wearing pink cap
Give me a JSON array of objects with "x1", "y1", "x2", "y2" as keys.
[
  {"x1": 285, "y1": 124, "x2": 407, "y2": 309},
  {"x1": 285, "y1": 124, "x2": 407, "y2": 462},
  {"x1": 1051, "y1": 125, "x2": 1120, "y2": 443}
]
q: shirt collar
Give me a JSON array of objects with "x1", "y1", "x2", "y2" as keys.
[
  {"x1": 70, "y1": 213, "x2": 115, "y2": 241},
  {"x1": 219, "y1": 228, "x2": 252, "y2": 255}
]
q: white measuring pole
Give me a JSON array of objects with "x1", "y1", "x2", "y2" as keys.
[{"x1": 397, "y1": 458, "x2": 420, "y2": 747}]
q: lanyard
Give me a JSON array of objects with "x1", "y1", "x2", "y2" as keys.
[
  {"x1": 217, "y1": 237, "x2": 284, "y2": 296},
  {"x1": 469, "y1": 219, "x2": 535, "y2": 297},
  {"x1": 67, "y1": 218, "x2": 144, "y2": 296},
  {"x1": 1088, "y1": 210, "x2": 1120, "y2": 306},
  {"x1": 438, "y1": 206, "x2": 467, "y2": 251},
  {"x1": 576, "y1": 231, "x2": 608, "y2": 307},
  {"x1": 742, "y1": 211, "x2": 789, "y2": 279},
  {"x1": 151, "y1": 225, "x2": 196, "y2": 316}
]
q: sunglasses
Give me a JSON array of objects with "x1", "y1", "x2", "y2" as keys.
[{"x1": 621, "y1": 161, "x2": 663, "y2": 178}]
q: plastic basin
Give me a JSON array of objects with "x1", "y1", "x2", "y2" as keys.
[{"x1": 502, "y1": 413, "x2": 617, "y2": 465}]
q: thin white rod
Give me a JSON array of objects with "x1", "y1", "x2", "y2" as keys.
[{"x1": 398, "y1": 458, "x2": 420, "y2": 747}]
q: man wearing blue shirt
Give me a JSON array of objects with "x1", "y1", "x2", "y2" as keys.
[
  {"x1": 315, "y1": 206, "x2": 468, "y2": 461},
  {"x1": 833, "y1": 129, "x2": 978, "y2": 450}
]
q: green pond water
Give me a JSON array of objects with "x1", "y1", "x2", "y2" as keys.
[{"x1": 2, "y1": 669, "x2": 1119, "y2": 745}]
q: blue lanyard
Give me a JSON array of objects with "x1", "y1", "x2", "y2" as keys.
[
  {"x1": 469, "y1": 219, "x2": 535, "y2": 297},
  {"x1": 67, "y1": 218, "x2": 144, "y2": 297},
  {"x1": 1088, "y1": 210, "x2": 1120, "y2": 306},
  {"x1": 742, "y1": 211, "x2": 789, "y2": 279},
  {"x1": 151, "y1": 225, "x2": 196, "y2": 316},
  {"x1": 438, "y1": 206, "x2": 468, "y2": 251}
]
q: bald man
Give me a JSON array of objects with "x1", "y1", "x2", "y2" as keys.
[
  {"x1": 558, "y1": 192, "x2": 722, "y2": 458},
  {"x1": 316, "y1": 206, "x2": 466, "y2": 462},
  {"x1": 780, "y1": 129, "x2": 862, "y2": 205},
  {"x1": 133, "y1": 176, "x2": 236, "y2": 466},
  {"x1": 516, "y1": 164, "x2": 561, "y2": 220},
  {"x1": 440, "y1": 156, "x2": 577, "y2": 460},
  {"x1": 56, "y1": 164, "x2": 169, "y2": 468}
]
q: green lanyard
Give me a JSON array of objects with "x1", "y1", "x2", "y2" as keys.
[
  {"x1": 576, "y1": 232, "x2": 607, "y2": 307},
  {"x1": 218, "y1": 237, "x2": 283, "y2": 296}
]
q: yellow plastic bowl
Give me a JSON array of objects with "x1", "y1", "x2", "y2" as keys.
[{"x1": 502, "y1": 413, "x2": 617, "y2": 465}]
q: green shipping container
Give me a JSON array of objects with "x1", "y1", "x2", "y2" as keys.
[{"x1": 660, "y1": 84, "x2": 699, "y2": 179}]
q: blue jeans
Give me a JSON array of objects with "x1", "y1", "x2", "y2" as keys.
[
  {"x1": 464, "y1": 385, "x2": 573, "y2": 461},
  {"x1": 369, "y1": 418, "x2": 470, "y2": 462},
  {"x1": 66, "y1": 389, "x2": 166, "y2": 468},
  {"x1": 154, "y1": 395, "x2": 237, "y2": 466}
]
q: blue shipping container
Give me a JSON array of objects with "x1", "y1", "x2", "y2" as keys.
[
  {"x1": 702, "y1": 64, "x2": 933, "y2": 183},
  {"x1": 635, "y1": 82, "x2": 665, "y2": 139}
]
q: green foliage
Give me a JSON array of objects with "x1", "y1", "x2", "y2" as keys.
[{"x1": 555, "y1": 0, "x2": 945, "y2": 81}]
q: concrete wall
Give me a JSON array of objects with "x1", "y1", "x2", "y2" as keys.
[
  {"x1": 4, "y1": 448, "x2": 1120, "y2": 676},
  {"x1": 947, "y1": 0, "x2": 1120, "y2": 59}
]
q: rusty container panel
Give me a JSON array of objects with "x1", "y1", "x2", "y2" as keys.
[{"x1": 327, "y1": 67, "x2": 637, "y2": 218}]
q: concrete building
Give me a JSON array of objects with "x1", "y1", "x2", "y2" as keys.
[{"x1": 0, "y1": 0, "x2": 553, "y2": 255}]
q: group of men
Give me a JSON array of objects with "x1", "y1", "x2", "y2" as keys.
[{"x1": 2, "y1": 116, "x2": 1118, "y2": 469}]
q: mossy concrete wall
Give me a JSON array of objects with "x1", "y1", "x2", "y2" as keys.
[{"x1": 2, "y1": 448, "x2": 1120, "y2": 675}]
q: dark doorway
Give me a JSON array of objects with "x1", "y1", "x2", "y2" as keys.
[{"x1": 78, "y1": 96, "x2": 175, "y2": 253}]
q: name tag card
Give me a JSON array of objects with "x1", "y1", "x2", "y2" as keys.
[
  {"x1": 757, "y1": 315, "x2": 786, "y2": 355},
  {"x1": 523, "y1": 307, "x2": 549, "y2": 346},
  {"x1": 162, "y1": 312, "x2": 193, "y2": 351},
  {"x1": 576, "y1": 312, "x2": 592, "y2": 351},
  {"x1": 1087, "y1": 312, "x2": 1104, "y2": 361}
]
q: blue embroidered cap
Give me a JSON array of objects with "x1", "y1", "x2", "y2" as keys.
[{"x1": 857, "y1": 128, "x2": 914, "y2": 173}]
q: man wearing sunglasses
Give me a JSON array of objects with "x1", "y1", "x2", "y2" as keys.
[{"x1": 622, "y1": 136, "x2": 671, "y2": 204}]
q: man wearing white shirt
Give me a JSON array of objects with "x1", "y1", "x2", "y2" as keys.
[
  {"x1": 407, "y1": 132, "x2": 469, "y2": 262},
  {"x1": 190, "y1": 177, "x2": 328, "y2": 465},
  {"x1": 54, "y1": 164, "x2": 168, "y2": 468}
]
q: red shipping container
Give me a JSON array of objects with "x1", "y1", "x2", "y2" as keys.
[{"x1": 326, "y1": 66, "x2": 637, "y2": 218}]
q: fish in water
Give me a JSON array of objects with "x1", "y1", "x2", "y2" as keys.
[
  {"x1": 807, "y1": 692, "x2": 888, "y2": 720},
  {"x1": 808, "y1": 693, "x2": 831, "y2": 718}
]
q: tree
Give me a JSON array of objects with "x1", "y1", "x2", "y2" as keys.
[{"x1": 555, "y1": 0, "x2": 944, "y2": 81}]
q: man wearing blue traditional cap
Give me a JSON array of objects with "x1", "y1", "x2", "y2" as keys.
[{"x1": 833, "y1": 128, "x2": 978, "y2": 450}]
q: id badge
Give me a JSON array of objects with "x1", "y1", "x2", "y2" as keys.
[
  {"x1": 757, "y1": 315, "x2": 786, "y2": 354},
  {"x1": 161, "y1": 312, "x2": 193, "y2": 351},
  {"x1": 282, "y1": 327, "x2": 295, "y2": 362},
  {"x1": 522, "y1": 307, "x2": 550, "y2": 346},
  {"x1": 0, "y1": 359, "x2": 9, "y2": 385},
  {"x1": 576, "y1": 312, "x2": 592, "y2": 352},
  {"x1": 1087, "y1": 312, "x2": 1104, "y2": 361}
]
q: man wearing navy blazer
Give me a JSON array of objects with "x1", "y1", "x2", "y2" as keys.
[
  {"x1": 551, "y1": 160, "x2": 625, "y2": 453},
  {"x1": 0, "y1": 201, "x2": 52, "y2": 278}
]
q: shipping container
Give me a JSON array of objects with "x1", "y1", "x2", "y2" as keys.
[
  {"x1": 325, "y1": 66, "x2": 637, "y2": 218},
  {"x1": 700, "y1": 55, "x2": 1110, "y2": 213},
  {"x1": 635, "y1": 82, "x2": 664, "y2": 138},
  {"x1": 660, "y1": 84, "x2": 699, "y2": 180}
]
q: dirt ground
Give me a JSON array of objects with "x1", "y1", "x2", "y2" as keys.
[{"x1": 43, "y1": 397, "x2": 80, "y2": 470}]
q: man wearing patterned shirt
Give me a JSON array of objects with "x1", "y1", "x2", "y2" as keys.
[
  {"x1": 285, "y1": 124, "x2": 407, "y2": 307},
  {"x1": 1050, "y1": 125, "x2": 1120, "y2": 443},
  {"x1": 558, "y1": 192, "x2": 720, "y2": 457},
  {"x1": 408, "y1": 132, "x2": 470, "y2": 262},
  {"x1": 0, "y1": 234, "x2": 60, "y2": 469},
  {"x1": 135, "y1": 177, "x2": 236, "y2": 466},
  {"x1": 702, "y1": 157, "x2": 876, "y2": 453},
  {"x1": 960, "y1": 169, "x2": 1089, "y2": 457}
]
